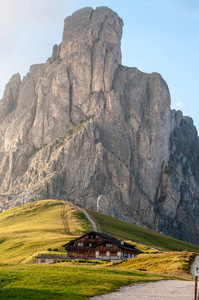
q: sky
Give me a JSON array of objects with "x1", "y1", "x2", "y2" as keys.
[{"x1": 0, "y1": 0, "x2": 199, "y2": 131}]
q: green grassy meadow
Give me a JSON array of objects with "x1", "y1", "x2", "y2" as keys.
[
  {"x1": 89, "y1": 210, "x2": 199, "y2": 252},
  {"x1": 0, "y1": 263, "x2": 177, "y2": 300},
  {"x1": 0, "y1": 199, "x2": 198, "y2": 299},
  {"x1": 0, "y1": 200, "x2": 91, "y2": 263},
  {"x1": 112, "y1": 251, "x2": 195, "y2": 279}
]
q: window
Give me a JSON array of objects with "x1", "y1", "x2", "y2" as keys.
[
  {"x1": 105, "y1": 244, "x2": 112, "y2": 247},
  {"x1": 89, "y1": 234, "x2": 95, "y2": 239},
  {"x1": 77, "y1": 242, "x2": 83, "y2": 246},
  {"x1": 89, "y1": 243, "x2": 92, "y2": 247},
  {"x1": 106, "y1": 251, "x2": 110, "y2": 256}
]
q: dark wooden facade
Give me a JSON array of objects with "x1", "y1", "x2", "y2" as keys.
[{"x1": 63, "y1": 231, "x2": 141, "y2": 261}]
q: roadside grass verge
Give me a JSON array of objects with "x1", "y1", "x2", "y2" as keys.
[
  {"x1": 111, "y1": 251, "x2": 196, "y2": 279},
  {"x1": 0, "y1": 264, "x2": 177, "y2": 300},
  {"x1": 0, "y1": 200, "x2": 91, "y2": 263},
  {"x1": 89, "y1": 210, "x2": 199, "y2": 252}
]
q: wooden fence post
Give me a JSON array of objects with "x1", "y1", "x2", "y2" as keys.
[{"x1": 195, "y1": 267, "x2": 199, "y2": 300}]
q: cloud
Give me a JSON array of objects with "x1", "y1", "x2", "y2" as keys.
[{"x1": 176, "y1": 101, "x2": 183, "y2": 107}]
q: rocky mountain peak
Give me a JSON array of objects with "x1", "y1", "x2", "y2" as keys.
[
  {"x1": 0, "y1": 7, "x2": 199, "y2": 245},
  {"x1": 60, "y1": 6, "x2": 123, "y2": 95}
]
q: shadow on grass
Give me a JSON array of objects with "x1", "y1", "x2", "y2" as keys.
[{"x1": 0, "y1": 288, "x2": 87, "y2": 300}]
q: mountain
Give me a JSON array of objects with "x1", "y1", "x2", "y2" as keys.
[{"x1": 0, "y1": 6, "x2": 199, "y2": 244}]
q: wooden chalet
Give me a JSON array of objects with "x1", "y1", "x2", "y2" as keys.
[{"x1": 62, "y1": 231, "x2": 141, "y2": 261}]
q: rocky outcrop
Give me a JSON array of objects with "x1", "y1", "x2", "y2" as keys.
[
  {"x1": 155, "y1": 110, "x2": 199, "y2": 243},
  {"x1": 0, "y1": 6, "x2": 199, "y2": 244}
]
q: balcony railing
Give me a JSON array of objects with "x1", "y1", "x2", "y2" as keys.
[{"x1": 66, "y1": 246, "x2": 92, "y2": 251}]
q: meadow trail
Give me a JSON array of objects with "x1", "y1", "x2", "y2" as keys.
[
  {"x1": 67, "y1": 202, "x2": 100, "y2": 232},
  {"x1": 91, "y1": 280, "x2": 194, "y2": 300},
  {"x1": 91, "y1": 256, "x2": 199, "y2": 300}
]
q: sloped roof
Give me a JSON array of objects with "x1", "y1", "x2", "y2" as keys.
[
  {"x1": 90, "y1": 237, "x2": 141, "y2": 252},
  {"x1": 62, "y1": 230, "x2": 141, "y2": 252}
]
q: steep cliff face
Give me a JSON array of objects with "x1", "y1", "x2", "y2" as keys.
[
  {"x1": 0, "y1": 6, "x2": 199, "y2": 244},
  {"x1": 156, "y1": 110, "x2": 199, "y2": 243}
]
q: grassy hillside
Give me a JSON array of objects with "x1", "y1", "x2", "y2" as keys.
[
  {"x1": 0, "y1": 263, "x2": 178, "y2": 300},
  {"x1": 0, "y1": 200, "x2": 197, "y2": 299},
  {"x1": 89, "y1": 210, "x2": 199, "y2": 252},
  {"x1": 0, "y1": 200, "x2": 91, "y2": 263},
  {"x1": 112, "y1": 251, "x2": 195, "y2": 279},
  {"x1": 1, "y1": 199, "x2": 199, "y2": 265}
]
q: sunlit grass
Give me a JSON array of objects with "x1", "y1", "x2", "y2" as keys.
[
  {"x1": 0, "y1": 200, "x2": 197, "y2": 299},
  {"x1": 0, "y1": 200, "x2": 92, "y2": 263},
  {"x1": 111, "y1": 251, "x2": 196, "y2": 279},
  {"x1": 0, "y1": 263, "x2": 175, "y2": 299},
  {"x1": 89, "y1": 210, "x2": 199, "y2": 253}
]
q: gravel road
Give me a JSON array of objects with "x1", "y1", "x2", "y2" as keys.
[
  {"x1": 91, "y1": 256, "x2": 199, "y2": 300},
  {"x1": 91, "y1": 280, "x2": 194, "y2": 300}
]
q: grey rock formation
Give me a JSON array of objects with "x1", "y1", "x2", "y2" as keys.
[
  {"x1": 0, "y1": 6, "x2": 199, "y2": 244},
  {"x1": 155, "y1": 110, "x2": 199, "y2": 242}
]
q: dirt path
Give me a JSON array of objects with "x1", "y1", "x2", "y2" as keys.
[
  {"x1": 91, "y1": 280, "x2": 194, "y2": 300},
  {"x1": 67, "y1": 202, "x2": 100, "y2": 232}
]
